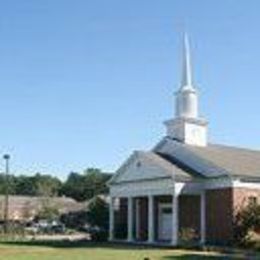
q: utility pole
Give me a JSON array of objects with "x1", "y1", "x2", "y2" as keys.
[{"x1": 3, "y1": 154, "x2": 10, "y2": 234}]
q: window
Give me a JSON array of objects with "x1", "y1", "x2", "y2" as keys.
[
  {"x1": 136, "y1": 161, "x2": 142, "y2": 168},
  {"x1": 162, "y1": 208, "x2": 172, "y2": 214}
]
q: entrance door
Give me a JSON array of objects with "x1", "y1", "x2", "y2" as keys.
[{"x1": 158, "y1": 204, "x2": 172, "y2": 241}]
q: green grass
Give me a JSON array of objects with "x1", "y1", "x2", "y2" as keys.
[{"x1": 0, "y1": 240, "x2": 256, "y2": 260}]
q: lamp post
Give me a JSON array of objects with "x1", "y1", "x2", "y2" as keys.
[{"x1": 3, "y1": 154, "x2": 10, "y2": 234}]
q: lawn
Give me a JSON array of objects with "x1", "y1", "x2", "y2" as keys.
[{"x1": 0, "y1": 240, "x2": 256, "y2": 260}]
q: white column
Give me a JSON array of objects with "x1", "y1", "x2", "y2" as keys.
[
  {"x1": 171, "y1": 194, "x2": 179, "y2": 246},
  {"x1": 109, "y1": 197, "x2": 114, "y2": 241},
  {"x1": 135, "y1": 199, "x2": 140, "y2": 240},
  {"x1": 148, "y1": 195, "x2": 154, "y2": 243},
  {"x1": 200, "y1": 191, "x2": 206, "y2": 245},
  {"x1": 127, "y1": 197, "x2": 134, "y2": 242}
]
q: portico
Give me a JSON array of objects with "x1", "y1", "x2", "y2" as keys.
[{"x1": 109, "y1": 174, "x2": 206, "y2": 245}]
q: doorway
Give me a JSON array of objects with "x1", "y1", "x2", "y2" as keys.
[{"x1": 158, "y1": 203, "x2": 172, "y2": 241}]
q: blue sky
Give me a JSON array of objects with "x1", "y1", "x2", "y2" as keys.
[{"x1": 0, "y1": 0, "x2": 259, "y2": 179}]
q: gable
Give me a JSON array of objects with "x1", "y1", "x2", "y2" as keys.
[
  {"x1": 109, "y1": 151, "x2": 177, "y2": 185},
  {"x1": 110, "y1": 151, "x2": 171, "y2": 184}
]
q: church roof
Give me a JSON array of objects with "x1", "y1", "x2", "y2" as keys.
[
  {"x1": 138, "y1": 151, "x2": 192, "y2": 181},
  {"x1": 154, "y1": 137, "x2": 260, "y2": 181},
  {"x1": 188, "y1": 143, "x2": 260, "y2": 180}
]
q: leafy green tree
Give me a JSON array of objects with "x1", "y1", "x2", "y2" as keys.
[
  {"x1": 0, "y1": 173, "x2": 16, "y2": 195},
  {"x1": 61, "y1": 172, "x2": 84, "y2": 201},
  {"x1": 62, "y1": 169, "x2": 112, "y2": 202},
  {"x1": 87, "y1": 196, "x2": 109, "y2": 229},
  {"x1": 35, "y1": 173, "x2": 62, "y2": 197},
  {"x1": 82, "y1": 168, "x2": 111, "y2": 199},
  {"x1": 87, "y1": 196, "x2": 109, "y2": 241},
  {"x1": 0, "y1": 169, "x2": 111, "y2": 203},
  {"x1": 14, "y1": 173, "x2": 62, "y2": 196},
  {"x1": 15, "y1": 175, "x2": 37, "y2": 195}
]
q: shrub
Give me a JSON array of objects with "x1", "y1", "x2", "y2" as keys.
[
  {"x1": 233, "y1": 201, "x2": 260, "y2": 245},
  {"x1": 179, "y1": 227, "x2": 199, "y2": 247},
  {"x1": 89, "y1": 228, "x2": 108, "y2": 242},
  {"x1": 87, "y1": 196, "x2": 109, "y2": 241},
  {"x1": 60, "y1": 210, "x2": 88, "y2": 230}
]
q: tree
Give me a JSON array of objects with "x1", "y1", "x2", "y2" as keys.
[
  {"x1": 87, "y1": 196, "x2": 109, "y2": 241},
  {"x1": 233, "y1": 200, "x2": 260, "y2": 245},
  {"x1": 82, "y1": 168, "x2": 111, "y2": 199},
  {"x1": 14, "y1": 173, "x2": 62, "y2": 197},
  {"x1": 15, "y1": 175, "x2": 37, "y2": 196},
  {"x1": 62, "y1": 169, "x2": 112, "y2": 202},
  {"x1": 0, "y1": 169, "x2": 112, "y2": 202},
  {"x1": 35, "y1": 174, "x2": 60, "y2": 222},
  {"x1": 0, "y1": 173, "x2": 16, "y2": 195},
  {"x1": 35, "y1": 173, "x2": 62, "y2": 197},
  {"x1": 61, "y1": 172, "x2": 84, "y2": 201},
  {"x1": 87, "y1": 196, "x2": 109, "y2": 229}
]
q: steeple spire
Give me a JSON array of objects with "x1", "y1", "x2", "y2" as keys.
[
  {"x1": 181, "y1": 33, "x2": 193, "y2": 88},
  {"x1": 164, "y1": 33, "x2": 208, "y2": 147},
  {"x1": 175, "y1": 33, "x2": 198, "y2": 119}
]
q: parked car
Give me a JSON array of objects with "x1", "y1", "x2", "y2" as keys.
[{"x1": 25, "y1": 220, "x2": 65, "y2": 234}]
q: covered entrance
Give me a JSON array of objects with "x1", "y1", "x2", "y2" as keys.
[{"x1": 109, "y1": 191, "x2": 206, "y2": 245}]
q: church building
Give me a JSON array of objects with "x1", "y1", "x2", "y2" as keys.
[{"x1": 108, "y1": 35, "x2": 260, "y2": 245}]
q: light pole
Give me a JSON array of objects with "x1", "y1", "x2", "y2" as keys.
[{"x1": 3, "y1": 154, "x2": 10, "y2": 234}]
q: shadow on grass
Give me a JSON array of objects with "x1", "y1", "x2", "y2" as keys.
[
  {"x1": 0, "y1": 240, "x2": 258, "y2": 259},
  {"x1": 162, "y1": 255, "x2": 235, "y2": 259},
  {"x1": 0, "y1": 240, "x2": 159, "y2": 251},
  {"x1": 163, "y1": 251, "x2": 259, "y2": 259}
]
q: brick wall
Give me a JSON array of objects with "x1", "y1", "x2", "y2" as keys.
[
  {"x1": 206, "y1": 188, "x2": 234, "y2": 245},
  {"x1": 136, "y1": 197, "x2": 148, "y2": 241},
  {"x1": 206, "y1": 187, "x2": 260, "y2": 245},
  {"x1": 233, "y1": 188, "x2": 260, "y2": 212},
  {"x1": 179, "y1": 195, "x2": 201, "y2": 240}
]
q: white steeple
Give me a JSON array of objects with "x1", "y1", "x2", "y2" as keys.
[
  {"x1": 164, "y1": 33, "x2": 208, "y2": 147},
  {"x1": 181, "y1": 33, "x2": 193, "y2": 87},
  {"x1": 175, "y1": 33, "x2": 198, "y2": 119}
]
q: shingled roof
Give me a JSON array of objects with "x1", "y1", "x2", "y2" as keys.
[
  {"x1": 154, "y1": 137, "x2": 260, "y2": 181},
  {"x1": 138, "y1": 151, "x2": 192, "y2": 181},
  {"x1": 188, "y1": 143, "x2": 260, "y2": 180}
]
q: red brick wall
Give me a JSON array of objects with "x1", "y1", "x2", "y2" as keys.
[
  {"x1": 137, "y1": 197, "x2": 148, "y2": 241},
  {"x1": 206, "y1": 188, "x2": 234, "y2": 244},
  {"x1": 233, "y1": 188, "x2": 260, "y2": 213},
  {"x1": 206, "y1": 187, "x2": 260, "y2": 245},
  {"x1": 114, "y1": 198, "x2": 128, "y2": 239},
  {"x1": 179, "y1": 195, "x2": 201, "y2": 240}
]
